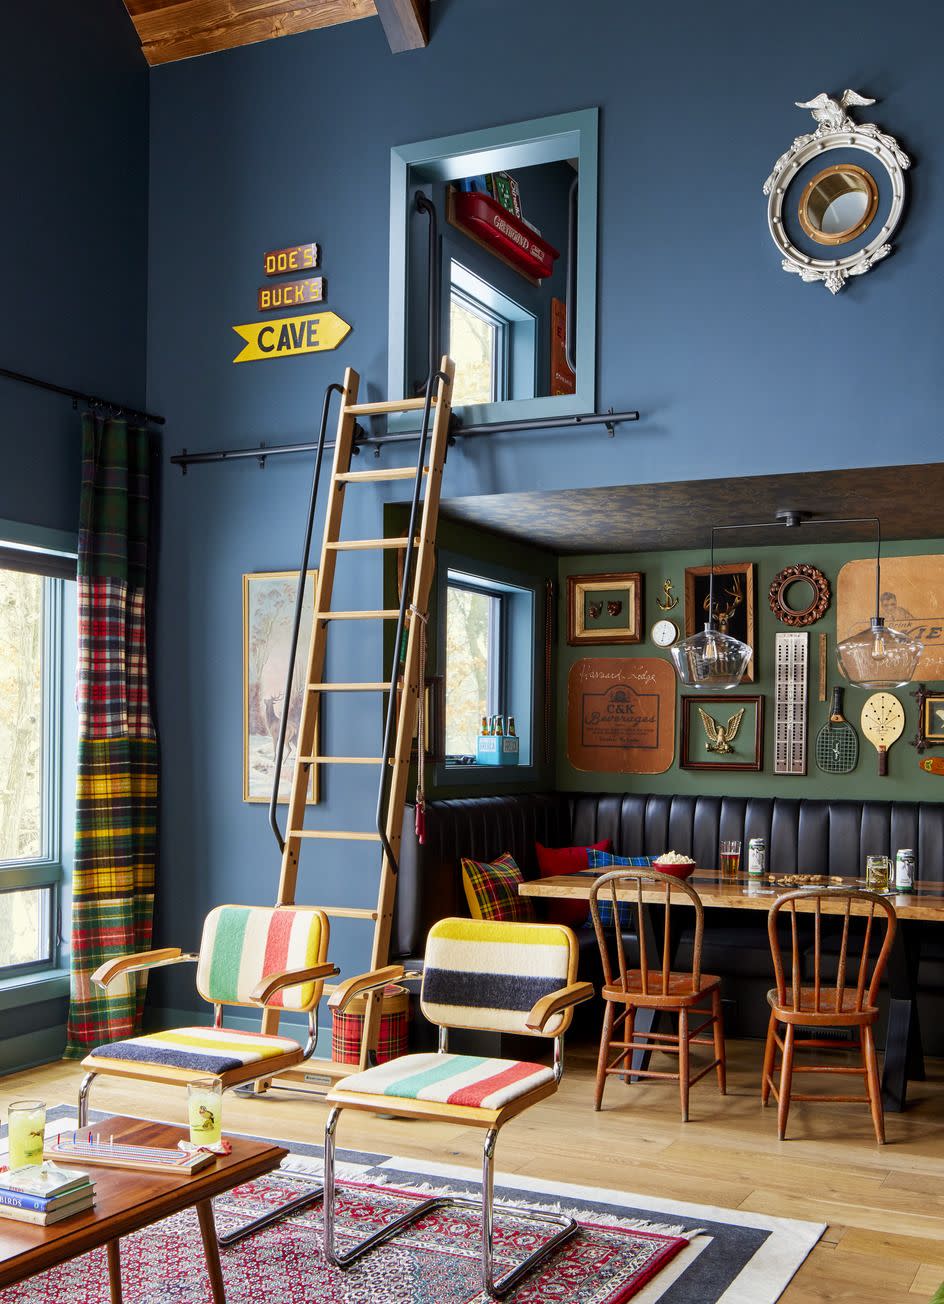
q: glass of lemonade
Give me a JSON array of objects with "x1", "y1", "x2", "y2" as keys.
[
  {"x1": 8, "y1": 1099, "x2": 46, "y2": 1168},
  {"x1": 187, "y1": 1079, "x2": 223, "y2": 1148}
]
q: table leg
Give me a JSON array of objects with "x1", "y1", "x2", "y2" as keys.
[
  {"x1": 106, "y1": 1240, "x2": 122, "y2": 1304},
  {"x1": 197, "y1": 1199, "x2": 227, "y2": 1303},
  {"x1": 882, "y1": 918, "x2": 925, "y2": 1113}
]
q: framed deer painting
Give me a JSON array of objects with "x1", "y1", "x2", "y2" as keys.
[
  {"x1": 684, "y1": 563, "x2": 757, "y2": 683},
  {"x1": 243, "y1": 570, "x2": 319, "y2": 804}
]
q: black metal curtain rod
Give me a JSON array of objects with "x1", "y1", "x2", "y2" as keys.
[
  {"x1": 169, "y1": 408, "x2": 640, "y2": 471},
  {"x1": 0, "y1": 366, "x2": 166, "y2": 427}
]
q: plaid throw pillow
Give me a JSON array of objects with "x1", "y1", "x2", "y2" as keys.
[
  {"x1": 461, "y1": 852, "x2": 536, "y2": 924},
  {"x1": 587, "y1": 850, "x2": 654, "y2": 930}
]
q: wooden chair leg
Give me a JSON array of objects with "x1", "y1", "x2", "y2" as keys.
[
  {"x1": 594, "y1": 1000, "x2": 616, "y2": 1112},
  {"x1": 622, "y1": 1005, "x2": 635, "y2": 1084},
  {"x1": 761, "y1": 1012, "x2": 777, "y2": 1105},
  {"x1": 862, "y1": 1023, "x2": 886, "y2": 1145},
  {"x1": 777, "y1": 1023, "x2": 795, "y2": 1140},
  {"x1": 711, "y1": 988, "x2": 726, "y2": 1094},
  {"x1": 678, "y1": 1007, "x2": 690, "y2": 1123}
]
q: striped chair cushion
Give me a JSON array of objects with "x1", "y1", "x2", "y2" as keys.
[
  {"x1": 90, "y1": 1026, "x2": 302, "y2": 1076},
  {"x1": 461, "y1": 853, "x2": 536, "y2": 923},
  {"x1": 334, "y1": 1052, "x2": 554, "y2": 1111},
  {"x1": 195, "y1": 905, "x2": 328, "y2": 1010},
  {"x1": 421, "y1": 917, "x2": 576, "y2": 1037},
  {"x1": 587, "y1": 851, "x2": 654, "y2": 929}
]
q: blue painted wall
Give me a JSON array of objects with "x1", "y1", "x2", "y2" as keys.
[
  {"x1": 0, "y1": 0, "x2": 149, "y2": 535},
  {"x1": 145, "y1": 0, "x2": 944, "y2": 1016}
]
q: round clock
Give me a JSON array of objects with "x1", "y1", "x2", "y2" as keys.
[{"x1": 651, "y1": 619, "x2": 680, "y2": 648}]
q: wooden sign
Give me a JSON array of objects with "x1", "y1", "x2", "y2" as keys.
[
  {"x1": 264, "y1": 242, "x2": 319, "y2": 276},
  {"x1": 258, "y1": 277, "x2": 324, "y2": 312},
  {"x1": 567, "y1": 658, "x2": 675, "y2": 774},
  {"x1": 232, "y1": 311, "x2": 351, "y2": 364},
  {"x1": 837, "y1": 555, "x2": 944, "y2": 681}
]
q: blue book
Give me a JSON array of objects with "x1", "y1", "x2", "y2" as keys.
[{"x1": 0, "y1": 1179, "x2": 93, "y2": 1212}]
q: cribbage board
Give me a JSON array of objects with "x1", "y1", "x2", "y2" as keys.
[
  {"x1": 774, "y1": 632, "x2": 808, "y2": 775},
  {"x1": 45, "y1": 1137, "x2": 215, "y2": 1175}
]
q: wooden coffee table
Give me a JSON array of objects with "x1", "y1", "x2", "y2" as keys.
[{"x1": 0, "y1": 1114, "x2": 287, "y2": 1302}]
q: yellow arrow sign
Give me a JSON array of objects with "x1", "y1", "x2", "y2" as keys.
[{"x1": 232, "y1": 311, "x2": 351, "y2": 364}]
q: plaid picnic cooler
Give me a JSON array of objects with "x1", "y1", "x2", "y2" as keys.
[{"x1": 332, "y1": 983, "x2": 410, "y2": 1065}]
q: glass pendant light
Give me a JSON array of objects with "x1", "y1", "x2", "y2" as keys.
[
  {"x1": 836, "y1": 517, "x2": 922, "y2": 688},
  {"x1": 670, "y1": 530, "x2": 753, "y2": 690}
]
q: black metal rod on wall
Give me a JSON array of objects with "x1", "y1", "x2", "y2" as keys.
[
  {"x1": 169, "y1": 409, "x2": 641, "y2": 471},
  {"x1": 0, "y1": 365, "x2": 166, "y2": 426}
]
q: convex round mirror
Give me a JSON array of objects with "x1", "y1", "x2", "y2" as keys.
[{"x1": 798, "y1": 164, "x2": 878, "y2": 246}]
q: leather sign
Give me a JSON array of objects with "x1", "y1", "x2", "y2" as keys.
[{"x1": 567, "y1": 658, "x2": 676, "y2": 774}]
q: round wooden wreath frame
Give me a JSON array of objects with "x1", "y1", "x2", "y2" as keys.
[{"x1": 768, "y1": 564, "x2": 831, "y2": 626}]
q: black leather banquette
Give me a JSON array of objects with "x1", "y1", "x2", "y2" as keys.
[{"x1": 396, "y1": 791, "x2": 944, "y2": 1046}]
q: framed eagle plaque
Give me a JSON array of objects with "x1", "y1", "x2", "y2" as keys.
[{"x1": 567, "y1": 658, "x2": 675, "y2": 774}]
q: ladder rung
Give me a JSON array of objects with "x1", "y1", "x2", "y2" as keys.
[
  {"x1": 300, "y1": 756, "x2": 384, "y2": 765},
  {"x1": 308, "y1": 682, "x2": 389, "y2": 692},
  {"x1": 344, "y1": 397, "x2": 437, "y2": 416},
  {"x1": 336, "y1": 467, "x2": 429, "y2": 483},
  {"x1": 326, "y1": 537, "x2": 422, "y2": 551},
  {"x1": 287, "y1": 830, "x2": 383, "y2": 841},
  {"x1": 317, "y1": 610, "x2": 400, "y2": 621},
  {"x1": 320, "y1": 906, "x2": 379, "y2": 920}
]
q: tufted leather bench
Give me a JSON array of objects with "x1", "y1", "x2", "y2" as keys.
[{"x1": 396, "y1": 792, "x2": 944, "y2": 1052}]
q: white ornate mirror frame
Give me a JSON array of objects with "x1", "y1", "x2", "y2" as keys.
[{"x1": 763, "y1": 91, "x2": 911, "y2": 295}]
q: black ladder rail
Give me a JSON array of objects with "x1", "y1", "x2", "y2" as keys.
[
  {"x1": 374, "y1": 369, "x2": 448, "y2": 876},
  {"x1": 268, "y1": 382, "x2": 345, "y2": 854}
]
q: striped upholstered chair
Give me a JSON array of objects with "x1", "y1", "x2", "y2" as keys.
[
  {"x1": 323, "y1": 917, "x2": 593, "y2": 1300},
  {"x1": 79, "y1": 903, "x2": 337, "y2": 1243}
]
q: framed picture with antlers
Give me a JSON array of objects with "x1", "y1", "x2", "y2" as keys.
[
  {"x1": 243, "y1": 570, "x2": 319, "y2": 804},
  {"x1": 567, "y1": 571, "x2": 643, "y2": 645},
  {"x1": 684, "y1": 563, "x2": 757, "y2": 683}
]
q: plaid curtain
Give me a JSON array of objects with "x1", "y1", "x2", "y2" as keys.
[{"x1": 65, "y1": 415, "x2": 158, "y2": 1057}]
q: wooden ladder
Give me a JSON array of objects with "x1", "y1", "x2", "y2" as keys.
[{"x1": 265, "y1": 356, "x2": 455, "y2": 1086}]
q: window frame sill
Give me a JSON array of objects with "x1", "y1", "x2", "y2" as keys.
[{"x1": 0, "y1": 967, "x2": 69, "y2": 1012}]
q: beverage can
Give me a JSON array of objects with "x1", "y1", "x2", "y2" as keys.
[
  {"x1": 895, "y1": 849, "x2": 915, "y2": 893},
  {"x1": 747, "y1": 838, "x2": 766, "y2": 876}
]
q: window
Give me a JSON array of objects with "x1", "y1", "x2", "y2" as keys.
[
  {"x1": 444, "y1": 567, "x2": 533, "y2": 765},
  {"x1": 448, "y1": 262, "x2": 536, "y2": 406},
  {"x1": 0, "y1": 550, "x2": 74, "y2": 979}
]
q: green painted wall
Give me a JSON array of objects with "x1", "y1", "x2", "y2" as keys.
[{"x1": 557, "y1": 538, "x2": 944, "y2": 802}]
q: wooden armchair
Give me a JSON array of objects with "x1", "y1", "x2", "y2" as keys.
[
  {"x1": 763, "y1": 888, "x2": 896, "y2": 1143},
  {"x1": 589, "y1": 868, "x2": 726, "y2": 1122},
  {"x1": 321, "y1": 917, "x2": 593, "y2": 1300},
  {"x1": 80, "y1": 904, "x2": 338, "y2": 1243}
]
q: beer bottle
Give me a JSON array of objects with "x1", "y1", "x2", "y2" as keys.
[{"x1": 507, "y1": 716, "x2": 517, "y2": 737}]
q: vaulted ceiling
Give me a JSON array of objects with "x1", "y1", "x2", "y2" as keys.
[{"x1": 122, "y1": 0, "x2": 428, "y2": 66}]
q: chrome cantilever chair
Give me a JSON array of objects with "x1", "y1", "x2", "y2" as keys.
[
  {"x1": 763, "y1": 887, "x2": 896, "y2": 1143},
  {"x1": 79, "y1": 903, "x2": 338, "y2": 1243},
  {"x1": 322, "y1": 917, "x2": 594, "y2": 1300}
]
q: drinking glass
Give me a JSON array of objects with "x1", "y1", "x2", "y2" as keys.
[
  {"x1": 187, "y1": 1079, "x2": 223, "y2": 1148},
  {"x1": 719, "y1": 840, "x2": 741, "y2": 878},
  {"x1": 866, "y1": 855, "x2": 891, "y2": 892},
  {"x1": 8, "y1": 1099, "x2": 46, "y2": 1168}
]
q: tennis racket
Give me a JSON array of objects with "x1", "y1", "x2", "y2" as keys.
[
  {"x1": 815, "y1": 686, "x2": 858, "y2": 774},
  {"x1": 861, "y1": 692, "x2": 905, "y2": 776}
]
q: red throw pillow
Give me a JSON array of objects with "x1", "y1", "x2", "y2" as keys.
[{"x1": 535, "y1": 839, "x2": 612, "y2": 928}]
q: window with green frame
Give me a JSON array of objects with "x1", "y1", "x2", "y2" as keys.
[{"x1": 0, "y1": 547, "x2": 75, "y2": 980}]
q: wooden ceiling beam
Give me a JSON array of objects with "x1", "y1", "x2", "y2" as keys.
[
  {"x1": 373, "y1": 0, "x2": 428, "y2": 52},
  {"x1": 126, "y1": 0, "x2": 377, "y2": 66}
]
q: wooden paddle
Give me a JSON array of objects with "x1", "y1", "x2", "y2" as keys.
[
  {"x1": 860, "y1": 692, "x2": 905, "y2": 776},
  {"x1": 815, "y1": 686, "x2": 858, "y2": 774}
]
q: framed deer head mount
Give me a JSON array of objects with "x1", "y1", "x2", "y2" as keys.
[{"x1": 684, "y1": 563, "x2": 757, "y2": 683}]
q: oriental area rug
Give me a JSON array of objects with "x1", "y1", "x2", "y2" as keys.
[{"x1": 2, "y1": 1109, "x2": 823, "y2": 1303}]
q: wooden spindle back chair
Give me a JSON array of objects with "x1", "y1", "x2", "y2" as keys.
[
  {"x1": 763, "y1": 888, "x2": 897, "y2": 1143},
  {"x1": 588, "y1": 868, "x2": 725, "y2": 1122}
]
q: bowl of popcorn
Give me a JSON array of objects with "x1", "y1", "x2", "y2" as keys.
[{"x1": 653, "y1": 851, "x2": 697, "y2": 880}]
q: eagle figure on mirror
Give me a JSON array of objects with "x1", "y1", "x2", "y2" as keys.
[
  {"x1": 698, "y1": 706, "x2": 746, "y2": 755},
  {"x1": 795, "y1": 90, "x2": 874, "y2": 130}
]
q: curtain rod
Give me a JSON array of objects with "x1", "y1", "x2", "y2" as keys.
[
  {"x1": 169, "y1": 409, "x2": 640, "y2": 471},
  {"x1": 0, "y1": 365, "x2": 165, "y2": 427}
]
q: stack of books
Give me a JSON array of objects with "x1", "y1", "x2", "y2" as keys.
[{"x1": 0, "y1": 1163, "x2": 95, "y2": 1225}]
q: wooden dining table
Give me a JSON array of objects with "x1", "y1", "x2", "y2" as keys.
[{"x1": 519, "y1": 871, "x2": 944, "y2": 1111}]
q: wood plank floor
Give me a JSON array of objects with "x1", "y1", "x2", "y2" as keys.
[{"x1": 3, "y1": 1039, "x2": 943, "y2": 1301}]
